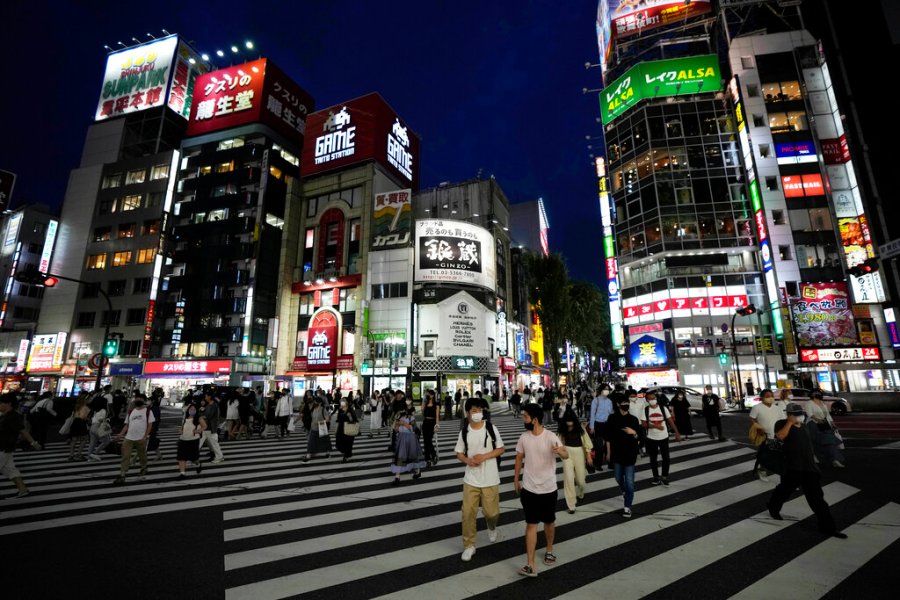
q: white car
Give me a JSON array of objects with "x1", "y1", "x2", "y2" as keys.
[
  {"x1": 638, "y1": 386, "x2": 704, "y2": 415},
  {"x1": 744, "y1": 388, "x2": 852, "y2": 416}
]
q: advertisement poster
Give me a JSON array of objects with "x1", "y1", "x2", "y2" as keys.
[
  {"x1": 371, "y1": 189, "x2": 412, "y2": 250},
  {"x1": 606, "y1": 0, "x2": 711, "y2": 43},
  {"x1": 791, "y1": 283, "x2": 858, "y2": 347},
  {"x1": 306, "y1": 310, "x2": 339, "y2": 370},
  {"x1": 625, "y1": 322, "x2": 673, "y2": 368},
  {"x1": 415, "y1": 219, "x2": 496, "y2": 290},
  {"x1": 95, "y1": 37, "x2": 179, "y2": 121}
]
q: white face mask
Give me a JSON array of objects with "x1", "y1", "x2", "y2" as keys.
[
  {"x1": 470, "y1": 412, "x2": 484, "y2": 423},
  {"x1": 793, "y1": 415, "x2": 805, "y2": 425},
  {"x1": 601, "y1": 390, "x2": 609, "y2": 396},
  {"x1": 649, "y1": 399, "x2": 658, "y2": 407}
]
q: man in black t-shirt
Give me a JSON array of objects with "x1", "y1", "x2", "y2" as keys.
[
  {"x1": 605, "y1": 397, "x2": 642, "y2": 518},
  {"x1": 0, "y1": 395, "x2": 42, "y2": 498},
  {"x1": 701, "y1": 385, "x2": 724, "y2": 441},
  {"x1": 767, "y1": 403, "x2": 847, "y2": 539}
]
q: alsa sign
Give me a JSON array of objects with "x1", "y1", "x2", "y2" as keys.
[
  {"x1": 300, "y1": 93, "x2": 420, "y2": 189},
  {"x1": 186, "y1": 58, "x2": 314, "y2": 146}
]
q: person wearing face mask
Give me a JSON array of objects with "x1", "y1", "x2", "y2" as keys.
[
  {"x1": 749, "y1": 389, "x2": 786, "y2": 481},
  {"x1": 112, "y1": 394, "x2": 156, "y2": 485},
  {"x1": 805, "y1": 390, "x2": 845, "y2": 468},
  {"x1": 421, "y1": 389, "x2": 441, "y2": 465},
  {"x1": 701, "y1": 384, "x2": 725, "y2": 441},
  {"x1": 588, "y1": 385, "x2": 614, "y2": 471},
  {"x1": 455, "y1": 397, "x2": 505, "y2": 562},
  {"x1": 557, "y1": 408, "x2": 593, "y2": 514},
  {"x1": 335, "y1": 398, "x2": 359, "y2": 463},
  {"x1": 606, "y1": 396, "x2": 643, "y2": 518},
  {"x1": 767, "y1": 403, "x2": 848, "y2": 539},
  {"x1": 669, "y1": 390, "x2": 693, "y2": 439},
  {"x1": 626, "y1": 390, "x2": 647, "y2": 457},
  {"x1": 514, "y1": 403, "x2": 568, "y2": 577},
  {"x1": 641, "y1": 391, "x2": 681, "y2": 486},
  {"x1": 175, "y1": 400, "x2": 205, "y2": 480},
  {"x1": 390, "y1": 399, "x2": 426, "y2": 485}
]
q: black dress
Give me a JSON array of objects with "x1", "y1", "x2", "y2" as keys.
[
  {"x1": 335, "y1": 410, "x2": 357, "y2": 457},
  {"x1": 422, "y1": 403, "x2": 438, "y2": 462},
  {"x1": 670, "y1": 397, "x2": 694, "y2": 436}
]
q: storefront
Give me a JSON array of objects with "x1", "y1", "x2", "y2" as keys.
[{"x1": 141, "y1": 359, "x2": 232, "y2": 403}]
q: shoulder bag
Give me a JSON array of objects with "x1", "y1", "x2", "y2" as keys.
[
  {"x1": 343, "y1": 421, "x2": 360, "y2": 437},
  {"x1": 59, "y1": 414, "x2": 74, "y2": 436}
]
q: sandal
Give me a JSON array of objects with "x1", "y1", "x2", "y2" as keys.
[
  {"x1": 543, "y1": 552, "x2": 557, "y2": 566},
  {"x1": 517, "y1": 565, "x2": 538, "y2": 577}
]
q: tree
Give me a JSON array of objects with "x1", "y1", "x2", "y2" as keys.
[
  {"x1": 523, "y1": 252, "x2": 571, "y2": 385},
  {"x1": 568, "y1": 281, "x2": 615, "y2": 384}
]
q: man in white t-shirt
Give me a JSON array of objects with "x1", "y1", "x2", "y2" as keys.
[
  {"x1": 750, "y1": 388, "x2": 786, "y2": 481},
  {"x1": 641, "y1": 390, "x2": 681, "y2": 486},
  {"x1": 514, "y1": 403, "x2": 568, "y2": 578},
  {"x1": 454, "y1": 397, "x2": 505, "y2": 562},
  {"x1": 113, "y1": 397, "x2": 156, "y2": 485}
]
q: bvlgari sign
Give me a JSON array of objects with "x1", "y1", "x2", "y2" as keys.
[
  {"x1": 439, "y1": 296, "x2": 488, "y2": 357},
  {"x1": 415, "y1": 219, "x2": 496, "y2": 290}
]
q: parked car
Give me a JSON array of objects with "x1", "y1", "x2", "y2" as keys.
[
  {"x1": 744, "y1": 387, "x2": 852, "y2": 416},
  {"x1": 638, "y1": 386, "x2": 704, "y2": 415}
]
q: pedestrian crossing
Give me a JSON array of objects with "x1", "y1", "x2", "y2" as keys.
[{"x1": 1, "y1": 403, "x2": 897, "y2": 599}]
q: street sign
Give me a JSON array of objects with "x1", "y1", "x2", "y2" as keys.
[
  {"x1": 721, "y1": 323, "x2": 728, "y2": 333},
  {"x1": 878, "y1": 239, "x2": 900, "y2": 260},
  {"x1": 88, "y1": 353, "x2": 108, "y2": 370}
]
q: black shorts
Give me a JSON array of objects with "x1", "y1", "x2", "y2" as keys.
[{"x1": 520, "y1": 488, "x2": 557, "y2": 524}]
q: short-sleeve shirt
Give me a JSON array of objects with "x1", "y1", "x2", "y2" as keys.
[
  {"x1": 643, "y1": 405, "x2": 671, "y2": 441},
  {"x1": 607, "y1": 411, "x2": 641, "y2": 466},
  {"x1": 628, "y1": 398, "x2": 647, "y2": 421},
  {"x1": 750, "y1": 402, "x2": 786, "y2": 438},
  {"x1": 515, "y1": 428, "x2": 562, "y2": 494},
  {"x1": 124, "y1": 407, "x2": 155, "y2": 441},
  {"x1": 776, "y1": 419, "x2": 818, "y2": 472},
  {"x1": 454, "y1": 423, "x2": 504, "y2": 488}
]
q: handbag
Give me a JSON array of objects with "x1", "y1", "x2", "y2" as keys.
[
  {"x1": 97, "y1": 419, "x2": 113, "y2": 438},
  {"x1": 344, "y1": 421, "x2": 360, "y2": 437},
  {"x1": 59, "y1": 415, "x2": 74, "y2": 436},
  {"x1": 317, "y1": 421, "x2": 329, "y2": 436}
]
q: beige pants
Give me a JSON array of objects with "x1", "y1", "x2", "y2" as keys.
[
  {"x1": 563, "y1": 445, "x2": 587, "y2": 511},
  {"x1": 120, "y1": 438, "x2": 148, "y2": 477},
  {"x1": 461, "y1": 482, "x2": 500, "y2": 549}
]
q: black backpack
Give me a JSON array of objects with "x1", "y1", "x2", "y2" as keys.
[{"x1": 461, "y1": 420, "x2": 502, "y2": 467}]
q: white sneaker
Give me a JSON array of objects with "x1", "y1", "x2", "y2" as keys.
[
  {"x1": 623, "y1": 507, "x2": 632, "y2": 518},
  {"x1": 757, "y1": 469, "x2": 769, "y2": 482},
  {"x1": 488, "y1": 528, "x2": 499, "y2": 543},
  {"x1": 88, "y1": 454, "x2": 102, "y2": 462},
  {"x1": 832, "y1": 460, "x2": 846, "y2": 468},
  {"x1": 461, "y1": 546, "x2": 476, "y2": 561},
  {"x1": 211, "y1": 457, "x2": 225, "y2": 464}
]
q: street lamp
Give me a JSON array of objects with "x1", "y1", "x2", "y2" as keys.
[{"x1": 730, "y1": 304, "x2": 757, "y2": 410}]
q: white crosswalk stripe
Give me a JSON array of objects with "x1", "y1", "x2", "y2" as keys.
[{"x1": 2, "y1": 404, "x2": 896, "y2": 599}]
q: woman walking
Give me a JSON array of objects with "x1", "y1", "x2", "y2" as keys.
[
  {"x1": 67, "y1": 397, "x2": 90, "y2": 461},
  {"x1": 303, "y1": 395, "x2": 331, "y2": 463},
  {"x1": 86, "y1": 396, "x2": 112, "y2": 461},
  {"x1": 176, "y1": 400, "x2": 205, "y2": 479},
  {"x1": 225, "y1": 394, "x2": 241, "y2": 440},
  {"x1": 557, "y1": 408, "x2": 593, "y2": 513},
  {"x1": 421, "y1": 389, "x2": 441, "y2": 465},
  {"x1": 368, "y1": 391, "x2": 383, "y2": 437},
  {"x1": 670, "y1": 390, "x2": 694, "y2": 439},
  {"x1": 335, "y1": 399, "x2": 359, "y2": 463},
  {"x1": 390, "y1": 403, "x2": 426, "y2": 485},
  {"x1": 806, "y1": 390, "x2": 846, "y2": 468},
  {"x1": 275, "y1": 390, "x2": 293, "y2": 438}
]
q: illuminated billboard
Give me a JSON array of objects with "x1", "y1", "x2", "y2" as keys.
[
  {"x1": 781, "y1": 174, "x2": 824, "y2": 198},
  {"x1": 95, "y1": 37, "x2": 179, "y2": 121},
  {"x1": 300, "y1": 93, "x2": 421, "y2": 188},
  {"x1": 606, "y1": 0, "x2": 712, "y2": 43},
  {"x1": 625, "y1": 321, "x2": 674, "y2": 369},
  {"x1": 600, "y1": 54, "x2": 721, "y2": 124},
  {"x1": 186, "y1": 58, "x2": 314, "y2": 146},
  {"x1": 414, "y1": 219, "x2": 496, "y2": 290},
  {"x1": 371, "y1": 189, "x2": 412, "y2": 250},
  {"x1": 790, "y1": 283, "x2": 858, "y2": 347}
]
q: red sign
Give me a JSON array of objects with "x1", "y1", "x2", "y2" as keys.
[
  {"x1": 291, "y1": 358, "x2": 308, "y2": 371},
  {"x1": 610, "y1": 0, "x2": 712, "y2": 43},
  {"x1": 821, "y1": 134, "x2": 850, "y2": 165},
  {"x1": 755, "y1": 211, "x2": 768, "y2": 241},
  {"x1": 300, "y1": 93, "x2": 421, "y2": 189},
  {"x1": 307, "y1": 310, "x2": 338, "y2": 370},
  {"x1": 628, "y1": 322, "x2": 664, "y2": 335},
  {"x1": 606, "y1": 258, "x2": 617, "y2": 280},
  {"x1": 800, "y1": 347, "x2": 880, "y2": 362},
  {"x1": 624, "y1": 294, "x2": 748, "y2": 319},
  {"x1": 186, "y1": 58, "x2": 314, "y2": 147},
  {"x1": 336, "y1": 355, "x2": 354, "y2": 370},
  {"x1": 141, "y1": 300, "x2": 156, "y2": 359},
  {"x1": 782, "y1": 174, "x2": 824, "y2": 198},
  {"x1": 143, "y1": 360, "x2": 231, "y2": 375},
  {"x1": 500, "y1": 356, "x2": 516, "y2": 370}
]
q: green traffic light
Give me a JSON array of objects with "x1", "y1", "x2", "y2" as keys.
[
  {"x1": 103, "y1": 338, "x2": 118, "y2": 357},
  {"x1": 719, "y1": 353, "x2": 729, "y2": 365}
]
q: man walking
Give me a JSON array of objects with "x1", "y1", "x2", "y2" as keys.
[
  {"x1": 28, "y1": 391, "x2": 57, "y2": 449},
  {"x1": 455, "y1": 397, "x2": 505, "y2": 562},
  {"x1": 641, "y1": 390, "x2": 681, "y2": 486},
  {"x1": 113, "y1": 395, "x2": 155, "y2": 484},
  {"x1": 200, "y1": 389, "x2": 225, "y2": 464},
  {"x1": 606, "y1": 395, "x2": 642, "y2": 518},
  {"x1": 701, "y1": 384, "x2": 725, "y2": 441},
  {"x1": 749, "y1": 388, "x2": 786, "y2": 481},
  {"x1": 1, "y1": 395, "x2": 42, "y2": 498},
  {"x1": 588, "y1": 385, "x2": 614, "y2": 470},
  {"x1": 514, "y1": 404, "x2": 567, "y2": 577},
  {"x1": 767, "y1": 403, "x2": 847, "y2": 539}
]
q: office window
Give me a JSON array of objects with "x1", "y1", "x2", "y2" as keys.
[
  {"x1": 146, "y1": 192, "x2": 163, "y2": 207},
  {"x1": 758, "y1": 144, "x2": 771, "y2": 159},
  {"x1": 133, "y1": 277, "x2": 151, "y2": 294},
  {"x1": 778, "y1": 245, "x2": 793, "y2": 261},
  {"x1": 120, "y1": 340, "x2": 141, "y2": 356},
  {"x1": 118, "y1": 223, "x2": 136, "y2": 239},
  {"x1": 82, "y1": 283, "x2": 100, "y2": 298},
  {"x1": 125, "y1": 169, "x2": 146, "y2": 185},
  {"x1": 772, "y1": 209, "x2": 786, "y2": 225},
  {"x1": 199, "y1": 165, "x2": 212, "y2": 176},
  {"x1": 370, "y1": 282, "x2": 409, "y2": 299},
  {"x1": 216, "y1": 161, "x2": 234, "y2": 173},
  {"x1": 98, "y1": 199, "x2": 116, "y2": 215},
  {"x1": 423, "y1": 340, "x2": 436, "y2": 357},
  {"x1": 77, "y1": 312, "x2": 96, "y2": 327},
  {"x1": 136, "y1": 247, "x2": 156, "y2": 264},
  {"x1": 126, "y1": 308, "x2": 147, "y2": 325},
  {"x1": 87, "y1": 254, "x2": 107, "y2": 270},
  {"x1": 765, "y1": 176, "x2": 779, "y2": 192},
  {"x1": 93, "y1": 226, "x2": 112, "y2": 242},
  {"x1": 112, "y1": 251, "x2": 132, "y2": 267},
  {"x1": 306, "y1": 197, "x2": 318, "y2": 217},
  {"x1": 741, "y1": 56, "x2": 754, "y2": 69},
  {"x1": 71, "y1": 341, "x2": 92, "y2": 359},
  {"x1": 120, "y1": 195, "x2": 142, "y2": 211},
  {"x1": 746, "y1": 84, "x2": 760, "y2": 97},
  {"x1": 108, "y1": 280, "x2": 127, "y2": 296},
  {"x1": 101, "y1": 310, "x2": 121, "y2": 326},
  {"x1": 142, "y1": 220, "x2": 161, "y2": 236},
  {"x1": 752, "y1": 114, "x2": 765, "y2": 127},
  {"x1": 150, "y1": 164, "x2": 169, "y2": 180},
  {"x1": 101, "y1": 173, "x2": 122, "y2": 189}
]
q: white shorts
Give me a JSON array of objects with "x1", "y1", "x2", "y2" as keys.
[{"x1": 0, "y1": 451, "x2": 21, "y2": 481}]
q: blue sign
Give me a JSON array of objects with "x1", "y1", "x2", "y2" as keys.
[
  {"x1": 626, "y1": 334, "x2": 670, "y2": 368},
  {"x1": 776, "y1": 141, "x2": 814, "y2": 158},
  {"x1": 109, "y1": 362, "x2": 143, "y2": 376},
  {"x1": 515, "y1": 330, "x2": 527, "y2": 363},
  {"x1": 817, "y1": 372, "x2": 830, "y2": 384}
]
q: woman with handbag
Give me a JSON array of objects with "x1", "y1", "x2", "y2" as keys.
[
  {"x1": 67, "y1": 397, "x2": 90, "y2": 461},
  {"x1": 303, "y1": 395, "x2": 331, "y2": 463},
  {"x1": 805, "y1": 390, "x2": 846, "y2": 468},
  {"x1": 557, "y1": 408, "x2": 593, "y2": 514},
  {"x1": 390, "y1": 404, "x2": 426, "y2": 485},
  {"x1": 86, "y1": 396, "x2": 112, "y2": 461},
  {"x1": 335, "y1": 399, "x2": 359, "y2": 463}
]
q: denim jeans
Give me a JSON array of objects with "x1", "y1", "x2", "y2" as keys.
[
  {"x1": 613, "y1": 463, "x2": 635, "y2": 508},
  {"x1": 87, "y1": 430, "x2": 111, "y2": 456}
]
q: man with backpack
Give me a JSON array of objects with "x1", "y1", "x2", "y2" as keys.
[
  {"x1": 454, "y1": 397, "x2": 504, "y2": 562},
  {"x1": 641, "y1": 390, "x2": 681, "y2": 486}
]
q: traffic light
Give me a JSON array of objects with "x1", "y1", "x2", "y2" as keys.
[
  {"x1": 103, "y1": 337, "x2": 119, "y2": 358},
  {"x1": 719, "y1": 352, "x2": 729, "y2": 365},
  {"x1": 14, "y1": 267, "x2": 59, "y2": 287},
  {"x1": 848, "y1": 258, "x2": 879, "y2": 278},
  {"x1": 736, "y1": 303, "x2": 757, "y2": 317}
]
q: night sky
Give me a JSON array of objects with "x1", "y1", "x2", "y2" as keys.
[{"x1": 0, "y1": 1, "x2": 605, "y2": 284}]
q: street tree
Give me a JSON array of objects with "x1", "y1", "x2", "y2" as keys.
[{"x1": 523, "y1": 252, "x2": 571, "y2": 385}]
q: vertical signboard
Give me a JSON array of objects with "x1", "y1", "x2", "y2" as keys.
[
  {"x1": 371, "y1": 189, "x2": 412, "y2": 249},
  {"x1": 38, "y1": 219, "x2": 59, "y2": 274},
  {"x1": 95, "y1": 36, "x2": 179, "y2": 121},
  {"x1": 598, "y1": 156, "x2": 624, "y2": 349},
  {"x1": 166, "y1": 40, "x2": 207, "y2": 120},
  {"x1": 306, "y1": 309, "x2": 339, "y2": 370}
]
